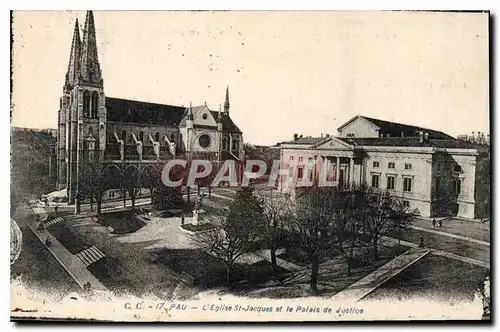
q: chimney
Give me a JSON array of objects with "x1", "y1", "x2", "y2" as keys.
[
  {"x1": 419, "y1": 131, "x2": 424, "y2": 143},
  {"x1": 293, "y1": 133, "x2": 298, "y2": 141},
  {"x1": 320, "y1": 133, "x2": 323, "y2": 138},
  {"x1": 325, "y1": 133, "x2": 330, "y2": 138}
]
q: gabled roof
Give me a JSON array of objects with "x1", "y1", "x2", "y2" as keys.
[
  {"x1": 337, "y1": 115, "x2": 454, "y2": 140},
  {"x1": 105, "y1": 97, "x2": 186, "y2": 125},
  {"x1": 210, "y1": 111, "x2": 242, "y2": 133}
]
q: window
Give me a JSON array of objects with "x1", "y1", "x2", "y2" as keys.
[
  {"x1": 91, "y1": 91, "x2": 99, "y2": 118},
  {"x1": 403, "y1": 177, "x2": 412, "y2": 192},
  {"x1": 139, "y1": 131, "x2": 144, "y2": 142},
  {"x1": 202, "y1": 113, "x2": 208, "y2": 120},
  {"x1": 155, "y1": 132, "x2": 160, "y2": 143},
  {"x1": 232, "y1": 138, "x2": 239, "y2": 152},
  {"x1": 405, "y1": 163, "x2": 412, "y2": 170},
  {"x1": 403, "y1": 200, "x2": 410, "y2": 208},
  {"x1": 199, "y1": 134, "x2": 211, "y2": 148},
  {"x1": 170, "y1": 133, "x2": 175, "y2": 143},
  {"x1": 454, "y1": 165, "x2": 463, "y2": 173},
  {"x1": 453, "y1": 179, "x2": 461, "y2": 195},
  {"x1": 388, "y1": 162, "x2": 395, "y2": 169},
  {"x1": 83, "y1": 91, "x2": 91, "y2": 118},
  {"x1": 289, "y1": 156, "x2": 294, "y2": 162},
  {"x1": 346, "y1": 133, "x2": 355, "y2": 138},
  {"x1": 387, "y1": 176, "x2": 395, "y2": 190},
  {"x1": 371, "y1": 174, "x2": 379, "y2": 188},
  {"x1": 435, "y1": 177, "x2": 441, "y2": 192},
  {"x1": 373, "y1": 161, "x2": 379, "y2": 168},
  {"x1": 222, "y1": 136, "x2": 228, "y2": 151},
  {"x1": 121, "y1": 130, "x2": 126, "y2": 143},
  {"x1": 298, "y1": 157, "x2": 303, "y2": 163},
  {"x1": 297, "y1": 167, "x2": 304, "y2": 180}
]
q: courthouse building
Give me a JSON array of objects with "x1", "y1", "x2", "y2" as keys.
[
  {"x1": 279, "y1": 115, "x2": 489, "y2": 219},
  {"x1": 56, "y1": 11, "x2": 244, "y2": 203}
]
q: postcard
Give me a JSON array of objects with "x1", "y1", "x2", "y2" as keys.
[{"x1": 10, "y1": 10, "x2": 490, "y2": 322}]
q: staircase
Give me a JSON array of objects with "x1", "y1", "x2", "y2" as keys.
[
  {"x1": 44, "y1": 216, "x2": 64, "y2": 227},
  {"x1": 75, "y1": 246, "x2": 106, "y2": 267}
]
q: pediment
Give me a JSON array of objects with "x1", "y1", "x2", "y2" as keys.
[{"x1": 312, "y1": 137, "x2": 353, "y2": 150}]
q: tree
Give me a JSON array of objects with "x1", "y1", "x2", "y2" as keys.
[
  {"x1": 356, "y1": 188, "x2": 415, "y2": 260},
  {"x1": 123, "y1": 166, "x2": 141, "y2": 212},
  {"x1": 79, "y1": 157, "x2": 109, "y2": 216},
  {"x1": 193, "y1": 212, "x2": 261, "y2": 286},
  {"x1": 257, "y1": 190, "x2": 293, "y2": 272},
  {"x1": 193, "y1": 187, "x2": 266, "y2": 285},
  {"x1": 288, "y1": 186, "x2": 342, "y2": 294}
]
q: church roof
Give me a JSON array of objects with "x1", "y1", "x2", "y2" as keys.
[
  {"x1": 105, "y1": 97, "x2": 186, "y2": 125},
  {"x1": 210, "y1": 111, "x2": 242, "y2": 134},
  {"x1": 105, "y1": 97, "x2": 242, "y2": 133}
]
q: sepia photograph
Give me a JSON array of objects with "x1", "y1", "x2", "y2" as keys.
[{"x1": 9, "y1": 9, "x2": 491, "y2": 322}]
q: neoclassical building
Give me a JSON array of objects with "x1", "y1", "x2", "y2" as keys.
[
  {"x1": 279, "y1": 115, "x2": 489, "y2": 219},
  {"x1": 56, "y1": 11, "x2": 244, "y2": 203}
]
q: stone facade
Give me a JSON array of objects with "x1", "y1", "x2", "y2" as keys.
[{"x1": 279, "y1": 116, "x2": 486, "y2": 220}]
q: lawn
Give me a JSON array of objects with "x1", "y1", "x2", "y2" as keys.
[
  {"x1": 87, "y1": 257, "x2": 136, "y2": 295},
  {"x1": 180, "y1": 223, "x2": 216, "y2": 232},
  {"x1": 97, "y1": 210, "x2": 147, "y2": 234},
  {"x1": 154, "y1": 248, "x2": 288, "y2": 290},
  {"x1": 46, "y1": 221, "x2": 91, "y2": 254}
]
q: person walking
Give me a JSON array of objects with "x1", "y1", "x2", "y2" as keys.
[
  {"x1": 439, "y1": 220, "x2": 443, "y2": 227},
  {"x1": 432, "y1": 219, "x2": 436, "y2": 227},
  {"x1": 418, "y1": 237, "x2": 425, "y2": 248}
]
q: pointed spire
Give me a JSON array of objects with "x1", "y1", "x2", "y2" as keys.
[
  {"x1": 187, "y1": 101, "x2": 193, "y2": 120},
  {"x1": 80, "y1": 11, "x2": 102, "y2": 85},
  {"x1": 65, "y1": 18, "x2": 81, "y2": 90},
  {"x1": 224, "y1": 85, "x2": 230, "y2": 115}
]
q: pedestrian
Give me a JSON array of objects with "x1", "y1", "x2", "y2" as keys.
[
  {"x1": 418, "y1": 237, "x2": 425, "y2": 248},
  {"x1": 45, "y1": 236, "x2": 52, "y2": 247},
  {"x1": 432, "y1": 219, "x2": 436, "y2": 227},
  {"x1": 181, "y1": 214, "x2": 185, "y2": 225},
  {"x1": 54, "y1": 204, "x2": 59, "y2": 215},
  {"x1": 439, "y1": 220, "x2": 443, "y2": 227}
]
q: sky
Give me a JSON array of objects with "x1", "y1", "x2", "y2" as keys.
[{"x1": 11, "y1": 11, "x2": 489, "y2": 145}]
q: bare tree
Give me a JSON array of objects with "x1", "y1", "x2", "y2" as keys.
[
  {"x1": 288, "y1": 186, "x2": 342, "y2": 294},
  {"x1": 193, "y1": 213, "x2": 260, "y2": 285},
  {"x1": 257, "y1": 190, "x2": 293, "y2": 272},
  {"x1": 123, "y1": 166, "x2": 141, "y2": 212},
  {"x1": 79, "y1": 157, "x2": 109, "y2": 216},
  {"x1": 356, "y1": 188, "x2": 415, "y2": 260}
]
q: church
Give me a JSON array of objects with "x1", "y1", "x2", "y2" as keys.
[{"x1": 56, "y1": 11, "x2": 244, "y2": 204}]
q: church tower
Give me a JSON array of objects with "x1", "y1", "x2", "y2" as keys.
[{"x1": 57, "y1": 11, "x2": 106, "y2": 204}]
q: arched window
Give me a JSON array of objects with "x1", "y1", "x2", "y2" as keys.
[
  {"x1": 83, "y1": 91, "x2": 91, "y2": 118},
  {"x1": 121, "y1": 130, "x2": 126, "y2": 143},
  {"x1": 232, "y1": 137, "x2": 239, "y2": 152},
  {"x1": 91, "y1": 92, "x2": 99, "y2": 118},
  {"x1": 155, "y1": 132, "x2": 160, "y2": 143},
  {"x1": 222, "y1": 136, "x2": 228, "y2": 151},
  {"x1": 139, "y1": 131, "x2": 144, "y2": 142}
]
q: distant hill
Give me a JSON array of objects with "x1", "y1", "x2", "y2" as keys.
[{"x1": 11, "y1": 128, "x2": 56, "y2": 211}]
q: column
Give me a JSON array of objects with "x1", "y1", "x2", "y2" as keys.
[
  {"x1": 349, "y1": 157, "x2": 355, "y2": 187},
  {"x1": 336, "y1": 156, "x2": 340, "y2": 184}
]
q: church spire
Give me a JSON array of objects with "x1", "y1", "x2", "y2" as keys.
[
  {"x1": 224, "y1": 85, "x2": 230, "y2": 115},
  {"x1": 64, "y1": 18, "x2": 81, "y2": 90},
  {"x1": 80, "y1": 11, "x2": 102, "y2": 85}
]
